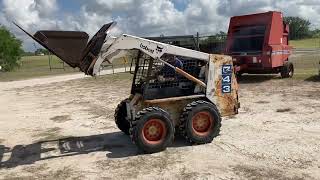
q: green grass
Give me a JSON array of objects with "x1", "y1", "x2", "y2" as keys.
[
  {"x1": 290, "y1": 53, "x2": 319, "y2": 80},
  {"x1": 290, "y1": 38, "x2": 320, "y2": 49},
  {"x1": 0, "y1": 56, "x2": 78, "y2": 82},
  {"x1": 0, "y1": 55, "x2": 129, "y2": 82},
  {"x1": 288, "y1": 38, "x2": 320, "y2": 79}
]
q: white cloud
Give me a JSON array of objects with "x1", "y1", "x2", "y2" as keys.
[
  {"x1": 1, "y1": 0, "x2": 320, "y2": 51},
  {"x1": 2, "y1": 0, "x2": 57, "y2": 29},
  {"x1": 34, "y1": 0, "x2": 58, "y2": 17},
  {"x1": 83, "y1": 0, "x2": 185, "y2": 36},
  {"x1": 217, "y1": 0, "x2": 272, "y2": 17},
  {"x1": 1, "y1": 0, "x2": 59, "y2": 50},
  {"x1": 184, "y1": 0, "x2": 227, "y2": 35}
]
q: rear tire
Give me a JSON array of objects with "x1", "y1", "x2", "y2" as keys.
[
  {"x1": 179, "y1": 100, "x2": 221, "y2": 144},
  {"x1": 130, "y1": 107, "x2": 174, "y2": 153},
  {"x1": 281, "y1": 61, "x2": 294, "y2": 78},
  {"x1": 236, "y1": 72, "x2": 243, "y2": 81},
  {"x1": 114, "y1": 98, "x2": 130, "y2": 135}
]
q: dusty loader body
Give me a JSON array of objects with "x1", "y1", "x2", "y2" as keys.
[{"x1": 16, "y1": 22, "x2": 239, "y2": 153}]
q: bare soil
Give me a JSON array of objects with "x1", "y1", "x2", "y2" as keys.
[{"x1": 0, "y1": 73, "x2": 319, "y2": 180}]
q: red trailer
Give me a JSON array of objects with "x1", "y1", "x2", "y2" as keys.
[{"x1": 225, "y1": 11, "x2": 294, "y2": 78}]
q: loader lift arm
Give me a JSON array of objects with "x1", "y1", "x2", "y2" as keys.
[
  {"x1": 15, "y1": 21, "x2": 209, "y2": 87},
  {"x1": 93, "y1": 34, "x2": 209, "y2": 87}
]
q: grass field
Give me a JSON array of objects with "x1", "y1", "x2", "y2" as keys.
[
  {"x1": 290, "y1": 38, "x2": 320, "y2": 49},
  {"x1": 0, "y1": 55, "x2": 129, "y2": 82},
  {"x1": 0, "y1": 56, "x2": 77, "y2": 82}
]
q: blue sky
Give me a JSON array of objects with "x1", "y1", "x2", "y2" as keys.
[
  {"x1": 57, "y1": 0, "x2": 81, "y2": 13},
  {"x1": 1, "y1": 0, "x2": 320, "y2": 51}
]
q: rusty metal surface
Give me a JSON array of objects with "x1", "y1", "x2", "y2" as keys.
[
  {"x1": 140, "y1": 54, "x2": 239, "y2": 119},
  {"x1": 210, "y1": 54, "x2": 239, "y2": 116},
  {"x1": 142, "y1": 99, "x2": 198, "y2": 126}
]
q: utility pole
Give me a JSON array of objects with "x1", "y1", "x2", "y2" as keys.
[{"x1": 196, "y1": 32, "x2": 200, "y2": 51}]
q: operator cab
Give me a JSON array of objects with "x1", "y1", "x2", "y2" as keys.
[{"x1": 130, "y1": 51, "x2": 206, "y2": 100}]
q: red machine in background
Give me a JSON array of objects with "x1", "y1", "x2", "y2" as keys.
[{"x1": 225, "y1": 11, "x2": 294, "y2": 78}]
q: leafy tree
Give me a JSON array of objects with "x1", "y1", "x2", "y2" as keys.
[
  {"x1": 199, "y1": 31, "x2": 227, "y2": 53},
  {"x1": 201, "y1": 31, "x2": 227, "y2": 44},
  {"x1": 35, "y1": 48, "x2": 49, "y2": 55},
  {"x1": 284, "y1": 17, "x2": 311, "y2": 40},
  {"x1": 310, "y1": 29, "x2": 320, "y2": 38},
  {"x1": 0, "y1": 26, "x2": 23, "y2": 72},
  {"x1": 22, "y1": 51, "x2": 35, "y2": 56}
]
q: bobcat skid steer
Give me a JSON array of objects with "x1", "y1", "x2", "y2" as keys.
[{"x1": 16, "y1": 22, "x2": 240, "y2": 153}]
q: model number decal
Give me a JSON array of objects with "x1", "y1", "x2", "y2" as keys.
[
  {"x1": 222, "y1": 65, "x2": 232, "y2": 74},
  {"x1": 221, "y1": 65, "x2": 232, "y2": 93},
  {"x1": 222, "y1": 85, "x2": 231, "y2": 93},
  {"x1": 222, "y1": 75, "x2": 231, "y2": 83}
]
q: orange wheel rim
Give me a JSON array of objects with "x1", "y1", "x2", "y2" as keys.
[
  {"x1": 191, "y1": 111, "x2": 213, "y2": 136},
  {"x1": 142, "y1": 119, "x2": 167, "y2": 145}
]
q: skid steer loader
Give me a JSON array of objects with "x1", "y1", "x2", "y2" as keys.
[{"x1": 16, "y1": 22, "x2": 240, "y2": 153}]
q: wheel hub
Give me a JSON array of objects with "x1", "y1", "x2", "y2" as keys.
[
  {"x1": 142, "y1": 119, "x2": 166, "y2": 144},
  {"x1": 192, "y1": 111, "x2": 213, "y2": 136},
  {"x1": 148, "y1": 126, "x2": 158, "y2": 135}
]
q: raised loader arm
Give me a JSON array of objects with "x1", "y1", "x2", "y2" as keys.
[
  {"x1": 15, "y1": 21, "x2": 209, "y2": 87},
  {"x1": 93, "y1": 34, "x2": 209, "y2": 87}
]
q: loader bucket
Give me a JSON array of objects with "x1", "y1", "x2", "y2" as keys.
[
  {"x1": 34, "y1": 31, "x2": 89, "y2": 68},
  {"x1": 14, "y1": 22, "x2": 116, "y2": 75}
]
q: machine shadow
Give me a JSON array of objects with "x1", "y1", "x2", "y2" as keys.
[
  {"x1": 238, "y1": 74, "x2": 279, "y2": 84},
  {"x1": 304, "y1": 75, "x2": 320, "y2": 82},
  {"x1": 0, "y1": 131, "x2": 189, "y2": 169},
  {"x1": 0, "y1": 132, "x2": 135, "y2": 169}
]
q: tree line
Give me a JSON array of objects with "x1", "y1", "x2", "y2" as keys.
[{"x1": 284, "y1": 17, "x2": 320, "y2": 40}]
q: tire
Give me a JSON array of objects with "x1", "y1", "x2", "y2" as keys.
[
  {"x1": 281, "y1": 61, "x2": 294, "y2": 78},
  {"x1": 129, "y1": 107, "x2": 174, "y2": 153},
  {"x1": 179, "y1": 100, "x2": 221, "y2": 144},
  {"x1": 236, "y1": 72, "x2": 243, "y2": 81},
  {"x1": 114, "y1": 98, "x2": 130, "y2": 135}
]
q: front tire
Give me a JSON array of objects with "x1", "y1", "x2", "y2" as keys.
[
  {"x1": 179, "y1": 100, "x2": 221, "y2": 144},
  {"x1": 130, "y1": 107, "x2": 174, "y2": 153},
  {"x1": 236, "y1": 72, "x2": 243, "y2": 81},
  {"x1": 114, "y1": 98, "x2": 130, "y2": 135}
]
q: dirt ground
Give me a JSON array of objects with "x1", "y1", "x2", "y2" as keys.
[{"x1": 0, "y1": 72, "x2": 319, "y2": 180}]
